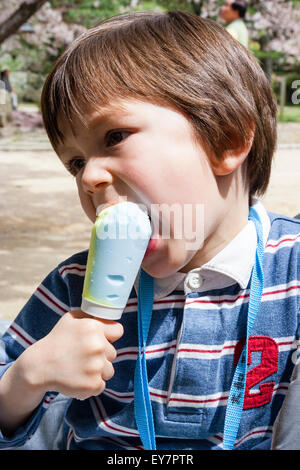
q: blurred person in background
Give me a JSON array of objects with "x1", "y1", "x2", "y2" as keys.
[
  {"x1": 0, "y1": 69, "x2": 18, "y2": 110},
  {"x1": 220, "y1": 0, "x2": 249, "y2": 48}
]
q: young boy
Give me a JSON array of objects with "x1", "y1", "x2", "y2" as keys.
[{"x1": 0, "y1": 10, "x2": 299, "y2": 450}]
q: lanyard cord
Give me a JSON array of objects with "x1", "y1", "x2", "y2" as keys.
[
  {"x1": 134, "y1": 206, "x2": 264, "y2": 451},
  {"x1": 134, "y1": 268, "x2": 156, "y2": 450},
  {"x1": 222, "y1": 206, "x2": 264, "y2": 449}
]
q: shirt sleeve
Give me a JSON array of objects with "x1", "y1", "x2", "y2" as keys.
[
  {"x1": 271, "y1": 360, "x2": 300, "y2": 450},
  {"x1": 0, "y1": 260, "x2": 75, "y2": 448},
  {"x1": 271, "y1": 303, "x2": 300, "y2": 450},
  {"x1": 226, "y1": 25, "x2": 239, "y2": 41}
]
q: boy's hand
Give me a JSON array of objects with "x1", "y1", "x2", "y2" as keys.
[{"x1": 24, "y1": 310, "x2": 124, "y2": 400}]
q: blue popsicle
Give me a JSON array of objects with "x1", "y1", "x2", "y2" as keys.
[{"x1": 81, "y1": 201, "x2": 152, "y2": 319}]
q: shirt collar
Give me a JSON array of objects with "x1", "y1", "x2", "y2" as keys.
[{"x1": 134, "y1": 199, "x2": 271, "y2": 300}]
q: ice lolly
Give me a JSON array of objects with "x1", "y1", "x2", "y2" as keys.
[{"x1": 81, "y1": 201, "x2": 152, "y2": 320}]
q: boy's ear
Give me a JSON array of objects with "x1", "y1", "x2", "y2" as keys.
[{"x1": 211, "y1": 128, "x2": 255, "y2": 176}]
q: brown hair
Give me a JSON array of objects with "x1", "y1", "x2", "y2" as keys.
[{"x1": 41, "y1": 10, "x2": 277, "y2": 197}]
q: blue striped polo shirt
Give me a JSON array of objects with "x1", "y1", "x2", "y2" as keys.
[{"x1": 0, "y1": 200, "x2": 300, "y2": 450}]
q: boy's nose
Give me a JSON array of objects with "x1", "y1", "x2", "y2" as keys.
[{"x1": 81, "y1": 158, "x2": 113, "y2": 194}]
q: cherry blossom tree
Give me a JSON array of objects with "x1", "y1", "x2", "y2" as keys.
[
  {"x1": 0, "y1": 0, "x2": 48, "y2": 45},
  {"x1": 246, "y1": 0, "x2": 300, "y2": 77},
  {"x1": 0, "y1": 1, "x2": 86, "y2": 59},
  {"x1": 1, "y1": 0, "x2": 299, "y2": 71},
  {"x1": 159, "y1": 0, "x2": 300, "y2": 77},
  {"x1": 0, "y1": 0, "x2": 298, "y2": 100}
]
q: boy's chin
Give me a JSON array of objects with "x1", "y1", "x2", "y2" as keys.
[
  {"x1": 141, "y1": 265, "x2": 179, "y2": 279},
  {"x1": 141, "y1": 245, "x2": 196, "y2": 279}
]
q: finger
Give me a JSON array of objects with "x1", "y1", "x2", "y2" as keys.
[
  {"x1": 74, "y1": 312, "x2": 124, "y2": 343},
  {"x1": 102, "y1": 360, "x2": 115, "y2": 381},
  {"x1": 105, "y1": 342, "x2": 118, "y2": 362},
  {"x1": 102, "y1": 320, "x2": 124, "y2": 343},
  {"x1": 90, "y1": 378, "x2": 106, "y2": 398}
]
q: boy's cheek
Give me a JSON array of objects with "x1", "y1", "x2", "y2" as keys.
[{"x1": 77, "y1": 187, "x2": 97, "y2": 222}]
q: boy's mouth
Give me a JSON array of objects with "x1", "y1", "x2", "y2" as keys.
[
  {"x1": 144, "y1": 211, "x2": 162, "y2": 259},
  {"x1": 144, "y1": 235, "x2": 158, "y2": 259}
]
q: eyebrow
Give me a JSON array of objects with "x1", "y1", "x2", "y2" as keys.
[
  {"x1": 56, "y1": 104, "x2": 133, "y2": 156},
  {"x1": 89, "y1": 105, "x2": 132, "y2": 131}
]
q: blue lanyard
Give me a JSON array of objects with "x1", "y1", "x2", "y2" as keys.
[
  {"x1": 134, "y1": 206, "x2": 264, "y2": 450},
  {"x1": 222, "y1": 206, "x2": 264, "y2": 449},
  {"x1": 134, "y1": 268, "x2": 156, "y2": 450}
]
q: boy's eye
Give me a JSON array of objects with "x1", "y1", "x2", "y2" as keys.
[
  {"x1": 67, "y1": 158, "x2": 86, "y2": 176},
  {"x1": 106, "y1": 130, "x2": 130, "y2": 147},
  {"x1": 65, "y1": 130, "x2": 129, "y2": 176}
]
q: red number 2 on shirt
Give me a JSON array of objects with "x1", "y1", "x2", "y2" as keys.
[{"x1": 234, "y1": 336, "x2": 278, "y2": 409}]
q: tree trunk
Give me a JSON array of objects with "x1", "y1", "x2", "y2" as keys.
[
  {"x1": 262, "y1": 56, "x2": 273, "y2": 82},
  {"x1": 191, "y1": 0, "x2": 204, "y2": 16},
  {"x1": 0, "y1": 0, "x2": 48, "y2": 45},
  {"x1": 259, "y1": 36, "x2": 273, "y2": 82}
]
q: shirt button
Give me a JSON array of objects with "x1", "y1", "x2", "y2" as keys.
[{"x1": 187, "y1": 272, "x2": 203, "y2": 290}]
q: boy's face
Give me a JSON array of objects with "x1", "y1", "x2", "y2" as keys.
[{"x1": 57, "y1": 99, "x2": 230, "y2": 278}]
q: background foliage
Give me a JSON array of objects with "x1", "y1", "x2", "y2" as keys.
[{"x1": 0, "y1": 0, "x2": 299, "y2": 110}]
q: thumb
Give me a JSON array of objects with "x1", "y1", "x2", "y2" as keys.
[
  {"x1": 75, "y1": 310, "x2": 124, "y2": 343},
  {"x1": 100, "y1": 319, "x2": 124, "y2": 343}
]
